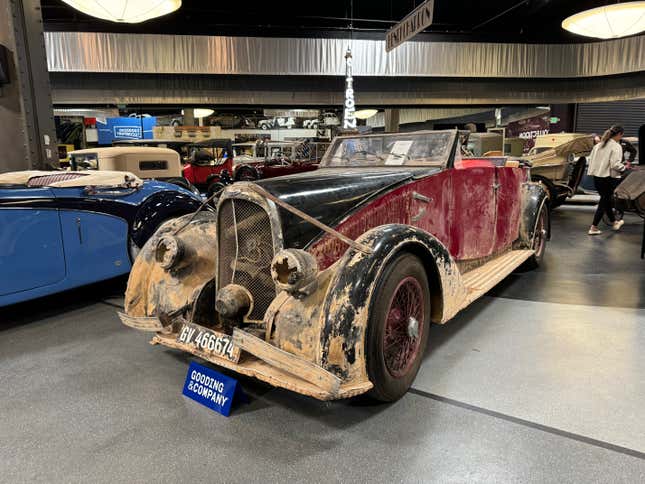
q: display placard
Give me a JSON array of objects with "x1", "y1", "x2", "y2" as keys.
[{"x1": 182, "y1": 361, "x2": 245, "y2": 417}]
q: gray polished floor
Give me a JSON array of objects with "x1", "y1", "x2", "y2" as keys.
[{"x1": 1, "y1": 205, "x2": 644, "y2": 483}]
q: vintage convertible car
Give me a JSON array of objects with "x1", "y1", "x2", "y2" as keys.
[
  {"x1": 231, "y1": 141, "x2": 321, "y2": 182},
  {"x1": 119, "y1": 130, "x2": 549, "y2": 402},
  {"x1": 0, "y1": 171, "x2": 203, "y2": 307},
  {"x1": 524, "y1": 134, "x2": 593, "y2": 207}
]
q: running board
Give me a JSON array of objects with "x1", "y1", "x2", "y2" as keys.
[{"x1": 460, "y1": 250, "x2": 534, "y2": 307}]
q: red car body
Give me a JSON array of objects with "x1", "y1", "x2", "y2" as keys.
[{"x1": 183, "y1": 157, "x2": 234, "y2": 186}]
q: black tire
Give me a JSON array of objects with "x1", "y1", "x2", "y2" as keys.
[
  {"x1": 569, "y1": 157, "x2": 586, "y2": 193},
  {"x1": 166, "y1": 177, "x2": 198, "y2": 193},
  {"x1": 366, "y1": 253, "x2": 431, "y2": 402},
  {"x1": 524, "y1": 202, "x2": 548, "y2": 270},
  {"x1": 235, "y1": 166, "x2": 259, "y2": 181},
  {"x1": 205, "y1": 174, "x2": 221, "y2": 187},
  {"x1": 207, "y1": 181, "x2": 226, "y2": 199}
]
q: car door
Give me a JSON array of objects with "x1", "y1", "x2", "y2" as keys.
[
  {"x1": 493, "y1": 165, "x2": 524, "y2": 252},
  {"x1": 52, "y1": 187, "x2": 132, "y2": 286},
  {"x1": 406, "y1": 171, "x2": 452, "y2": 249},
  {"x1": 449, "y1": 164, "x2": 497, "y2": 260},
  {"x1": 0, "y1": 188, "x2": 66, "y2": 296}
]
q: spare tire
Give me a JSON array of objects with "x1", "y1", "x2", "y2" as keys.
[{"x1": 235, "y1": 165, "x2": 259, "y2": 181}]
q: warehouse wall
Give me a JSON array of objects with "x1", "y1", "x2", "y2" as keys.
[
  {"x1": 0, "y1": 2, "x2": 29, "y2": 172},
  {"x1": 575, "y1": 99, "x2": 645, "y2": 137}
]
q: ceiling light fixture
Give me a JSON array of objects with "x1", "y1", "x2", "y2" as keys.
[
  {"x1": 62, "y1": 0, "x2": 182, "y2": 24},
  {"x1": 182, "y1": 108, "x2": 214, "y2": 119},
  {"x1": 562, "y1": 1, "x2": 645, "y2": 39},
  {"x1": 354, "y1": 109, "x2": 379, "y2": 120}
]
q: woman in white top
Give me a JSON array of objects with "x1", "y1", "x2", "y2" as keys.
[{"x1": 587, "y1": 125, "x2": 626, "y2": 235}]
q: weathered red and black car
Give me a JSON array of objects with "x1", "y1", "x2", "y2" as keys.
[{"x1": 119, "y1": 130, "x2": 549, "y2": 402}]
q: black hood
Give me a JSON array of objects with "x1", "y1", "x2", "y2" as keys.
[{"x1": 256, "y1": 167, "x2": 440, "y2": 249}]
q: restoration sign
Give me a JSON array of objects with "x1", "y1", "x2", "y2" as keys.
[{"x1": 386, "y1": 0, "x2": 434, "y2": 52}]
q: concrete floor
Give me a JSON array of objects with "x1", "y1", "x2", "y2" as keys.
[{"x1": 1, "y1": 205, "x2": 644, "y2": 483}]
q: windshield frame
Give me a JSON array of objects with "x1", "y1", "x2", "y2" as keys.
[{"x1": 320, "y1": 130, "x2": 458, "y2": 169}]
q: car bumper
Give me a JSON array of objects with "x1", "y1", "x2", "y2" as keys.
[
  {"x1": 152, "y1": 330, "x2": 372, "y2": 401},
  {"x1": 120, "y1": 312, "x2": 372, "y2": 401}
]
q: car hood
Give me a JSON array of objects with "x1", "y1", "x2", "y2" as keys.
[{"x1": 255, "y1": 167, "x2": 440, "y2": 249}]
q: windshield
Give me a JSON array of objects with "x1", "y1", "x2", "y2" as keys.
[
  {"x1": 529, "y1": 147, "x2": 551, "y2": 155},
  {"x1": 70, "y1": 153, "x2": 98, "y2": 171},
  {"x1": 321, "y1": 131, "x2": 455, "y2": 167}
]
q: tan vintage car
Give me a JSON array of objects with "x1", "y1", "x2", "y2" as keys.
[
  {"x1": 68, "y1": 147, "x2": 193, "y2": 189},
  {"x1": 524, "y1": 133, "x2": 593, "y2": 207}
]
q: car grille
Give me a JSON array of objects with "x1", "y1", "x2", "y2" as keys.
[{"x1": 217, "y1": 198, "x2": 276, "y2": 322}]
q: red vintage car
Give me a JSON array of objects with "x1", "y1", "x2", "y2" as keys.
[
  {"x1": 119, "y1": 130, "x2": 549, "y2": 402},
  {"x1": 231, "y1": 141, "x2": 321, "y2": 181},
  {"x1": 182, "y1": 139, "x2": 234, "y2": 192}
]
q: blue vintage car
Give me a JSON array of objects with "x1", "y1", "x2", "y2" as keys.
[{"x1": 0, "y1": 170, "x2": 203, "y2": 307}]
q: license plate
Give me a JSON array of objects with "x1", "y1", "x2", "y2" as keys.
[{"x1": 176, "y1": 323, "x2": 241, "y2": 363}]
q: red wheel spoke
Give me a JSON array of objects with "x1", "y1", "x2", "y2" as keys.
[{"x1": 383, "y1": 277, "x2": 424, "y2": 378}]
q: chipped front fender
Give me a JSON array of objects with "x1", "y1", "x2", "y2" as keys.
[
  {"x1": 317, "y1": 224, "x2": 466, "y2": 382},
  {"x1": 125, "y1": 212, "x2": 217, "y2": 319}
]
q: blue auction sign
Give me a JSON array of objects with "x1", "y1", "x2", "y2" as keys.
[
  {"x1": 182, "y1": 361, "x2": 244, "y2": 417},
  {"x1": 96, "y1": 117, "x2": 156, "y2": 145}
]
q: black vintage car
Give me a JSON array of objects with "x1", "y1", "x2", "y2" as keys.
[{"x1": 119, "y1": 130, "x2": 548, "y2": 402}]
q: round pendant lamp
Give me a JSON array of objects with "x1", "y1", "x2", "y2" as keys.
[
  {"x1": 354, "y1": 109, "x2": 379, "y2": 120},
  {"x1": 562, "y1": 1, "x2": 645, "y2": 39},
  {"x1": 62, "y1": 0, "x2": 182, "y2": 24}
]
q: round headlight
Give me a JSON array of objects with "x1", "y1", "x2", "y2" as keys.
[
  {"x1": 155, "y1": 235, "x2": 183, "y2": 270},
  {"x1": 271, "y1": 249, "x2": 318, "y2": 295}
]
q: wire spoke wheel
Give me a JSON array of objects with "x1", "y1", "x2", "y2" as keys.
[
  {"x1": 366, "y1": 253, "x2": 430, "y2": 402},
  {"x1": 383, "y1": 277, "x2": 424, "y2": 378},
  {"x1": 533, "y1": 207, "x2": 547, "y2": 259}
]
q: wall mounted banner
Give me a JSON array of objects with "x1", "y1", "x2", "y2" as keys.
[
  {"x1": 182, "y1": 361, "x2": 245, "y2": 417},
  {"x1": 386, "y1": 0, "x2": 434, "y2": 52},
  {"x1": 96, "y1": 117, "x2": 156, "y2": 145}
]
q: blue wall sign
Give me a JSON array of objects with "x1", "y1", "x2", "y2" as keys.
[
  {"x1": 182, "y1": 361, "x2": 244, "y2": 417},
  {"x1": 96, "y1": 117, "x2": 156, "y2": 145}
]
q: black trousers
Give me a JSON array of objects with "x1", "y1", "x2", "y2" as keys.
[{"x1": 593, "y1": 176, "x2": 616, "y2": 226}]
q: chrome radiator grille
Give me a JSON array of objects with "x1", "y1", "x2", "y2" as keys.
[{"x1": 217, "y1": 198, "x2": 276, "y2": 321}]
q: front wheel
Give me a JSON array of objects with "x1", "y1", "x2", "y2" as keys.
[{"x1": 366, "y1": 253, "x2": 431, "y2": 402}]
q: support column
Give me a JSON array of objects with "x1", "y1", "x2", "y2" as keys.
[
  {"x1": 0, "y1": 0, "x2": 58, "y2": 172},
  {"x1": 183, "y1": 108, "x2": 195, "y2": 126},
  {"x1": 384, "y1": 109, "x2": 400, "y2": 133}
]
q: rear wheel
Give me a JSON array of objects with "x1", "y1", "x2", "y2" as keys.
[
  {"x1": 569, "y1": 157, "x2": 586, "y2": 193},
  {"x1": 207, "y1": 180, "x2": 226, "y2": 200},
  {"x1": 524, "y1": 203, "x2": 548, "y2": 269},
  {"x1": 366, "y1": 253, "x2": 430, "y2": 402}
]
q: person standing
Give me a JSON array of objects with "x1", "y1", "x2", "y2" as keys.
[{"x1": 587, "y1": 125, "x2": 627, "y2": 235}]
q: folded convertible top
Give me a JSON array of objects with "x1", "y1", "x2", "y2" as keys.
[{"x1": 0, "y1": 170, "x2": 143, "y2": 188}]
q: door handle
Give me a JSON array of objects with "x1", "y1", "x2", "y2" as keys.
[
  {"x1": 411, "y1": 192, "x2": 432, "y2": 222},
  {"x1": 76, "y1": 217, "x2": 83, "y2": 244}
]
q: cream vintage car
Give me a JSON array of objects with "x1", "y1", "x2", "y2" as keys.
[
  {"x1": 524, "y1": 133, "x2": 593, "y2": 207},
  {"x1": 69, "y1": 147, "x2": 191, "y2": 188}
]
